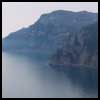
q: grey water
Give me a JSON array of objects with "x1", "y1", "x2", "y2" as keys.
[{"x1": 2, "y1": 52, "x2": 98, "y2": 98}]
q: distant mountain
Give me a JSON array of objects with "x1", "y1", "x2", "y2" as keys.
[
  {"x1": 49, "y1": 21, "x2": 98, "y2": 68},
  {"x1": 2, "y1": 10, "x2": 98, "y2": 59}
]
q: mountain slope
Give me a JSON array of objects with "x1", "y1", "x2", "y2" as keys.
[
  {"x1": 2, "y1": 10, "x2": 98, "y2": 58},
  {"x1": 49, "y1": 21, "x2": 98, "y2": 68}
]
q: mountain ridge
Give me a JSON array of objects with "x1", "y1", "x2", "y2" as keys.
[{"x1": 2, "y1": 10, "x2": 98, "y2": 64}]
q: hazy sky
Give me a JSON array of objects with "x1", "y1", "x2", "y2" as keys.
[{"x1": 2, "y1": 2, "x2": 98, "y2": 38}]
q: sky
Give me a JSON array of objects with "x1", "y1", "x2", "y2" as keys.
[{"x1": 2, "y1": 2, "x2": 98, "y2": 38}]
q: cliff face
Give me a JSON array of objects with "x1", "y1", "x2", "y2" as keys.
[
  {"x1": 2, "y1": 10, "x2": 98, "y2": 66},
  {"x1": 49, "y1": 22, "x2": 98, "y2": 68}
]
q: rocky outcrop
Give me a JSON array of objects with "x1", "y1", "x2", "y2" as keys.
[{"x1": 49, "y1": 22, "x2": 98, "y2": 68}]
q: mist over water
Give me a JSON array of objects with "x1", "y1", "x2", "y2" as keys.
[{"x1": 2, "y1": 52, "x2": 97, "y2": 98}]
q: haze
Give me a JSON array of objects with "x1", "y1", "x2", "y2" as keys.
[{"x1": 2, "y1": 2, "x2": 98, "y2": 38}]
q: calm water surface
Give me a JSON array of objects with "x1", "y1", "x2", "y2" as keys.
[{"x1": 2, "y1": 52, "x2": 97, "y2": 98}]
